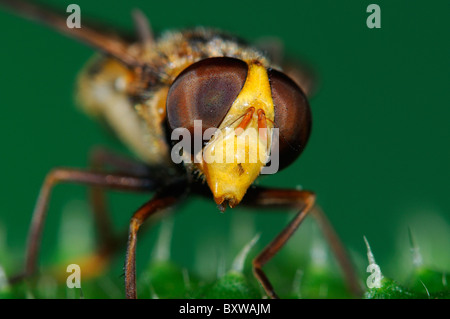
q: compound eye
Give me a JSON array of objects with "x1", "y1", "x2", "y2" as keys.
[
  {"x1": 167, "y1": 57, "x2": 248, "y2": 153},
  {"x1": 268, "y1": 68, "x2": 312, "y2": 170}
]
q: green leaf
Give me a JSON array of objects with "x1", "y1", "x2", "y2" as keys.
[
  {"x1": 141, "y1": 260, "x2": 196, "y2": 299},
  {"x1": 365, "y1": 277, "x2": 418, "y2": 299},
  {"x1": 198, "y1": 271, "x2": 261, "y2": 299}
]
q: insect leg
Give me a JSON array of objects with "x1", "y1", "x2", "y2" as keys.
[
  {"x1": 11, "y1": 168, "x2": 156, "y2": 283},
  {"x1": 308, "y1": 205, "x2": 364, "y2": 297},
  {"x1": 241, "y1": 186, "x2": 363, "y2": 298},
  {"x1": 124, "y1": 179, "x2": 187, "y2": 299},
  {"x1": 132, "y1": 9, "x2": 154, "y2": 48},
  {"x1": 88, "y1": 147, "x2": 153, "y2": 247}
]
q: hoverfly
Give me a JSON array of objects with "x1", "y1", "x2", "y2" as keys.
[{"x1": 1, "y1": 0, "x2": 362, "y2": 298}]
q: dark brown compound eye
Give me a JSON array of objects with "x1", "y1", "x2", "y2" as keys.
[
  {"x1": 268, "y1": 68, "x2": 312, "y2": 170},
  {"x1": 167, "y1": 57, "x2": 248, "y2": 153}
]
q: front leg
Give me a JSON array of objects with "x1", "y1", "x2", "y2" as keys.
[
  {"x1": 124, "y1": 178, "x2": 188, "y2": 299},
  {"x1": 241, "y1": 186, "x2": 363, "y2": 298}
]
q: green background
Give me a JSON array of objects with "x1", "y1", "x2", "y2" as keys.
[{"x1": 0, "y1": 0, "x2": 449, "y2": 288}]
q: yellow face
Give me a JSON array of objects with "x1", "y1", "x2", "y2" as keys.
[
  {"x1": 167, "y1": 56, "x2": 311, "y2": 209},
  {"x1": 195, "y1": 61, "x2": 275, "y2": 208}
]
